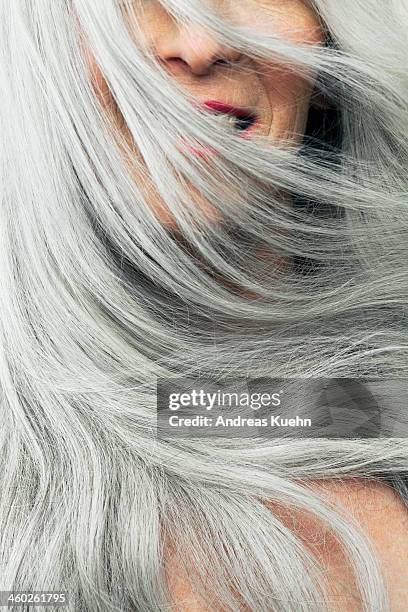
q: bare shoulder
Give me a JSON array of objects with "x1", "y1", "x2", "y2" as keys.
[{"x1": 165, "y1": 479, "x2": 408, "y2": 611}]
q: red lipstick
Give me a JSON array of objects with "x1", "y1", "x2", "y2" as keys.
[
  {"x1": 202, "y1": 100, "x2": 258, "y2": 137},
  {"x1": 178, "y1": 100, "x2": 258, "y2": 161}
]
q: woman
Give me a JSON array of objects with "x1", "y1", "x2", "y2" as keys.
[{"x1": 1, "y1": 0, "x2": 408, "y2": 610}]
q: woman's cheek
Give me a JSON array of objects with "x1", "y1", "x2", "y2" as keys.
[
  {"x1": 257, "y1": 65, "x2": 316, "y2": 143},
  {"x1": 80, "y1": 41, "x2": 114, "y2": 111}
]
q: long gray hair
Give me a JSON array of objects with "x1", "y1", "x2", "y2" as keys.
[{"x1": 1, "y1": 0, "x2": 408, "y2": 610}]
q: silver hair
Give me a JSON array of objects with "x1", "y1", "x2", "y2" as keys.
[{"x1": 1, "y1": 0, "x2": 408, "y2": 610}]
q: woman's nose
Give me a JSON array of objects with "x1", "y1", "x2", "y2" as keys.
[{"x1": 155, "y1": 21, "x2": 242, "y2": 77}]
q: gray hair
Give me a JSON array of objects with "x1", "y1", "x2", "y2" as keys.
[{"x1": 1, "y1": 0, "x2": 408, "y2": 609}]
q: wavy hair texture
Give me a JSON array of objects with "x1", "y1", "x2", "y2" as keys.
[{"x1": 1, "y1": 0, "x2": 408, "y2": 610}]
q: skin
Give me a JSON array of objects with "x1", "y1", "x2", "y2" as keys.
[
  {"x1": 84, "y1": 0, "x2": 324, "y2": 227},
  {"x1": 166, "y1": 478, "x2": 408, "y2": 611},
  {"x1": 82, "y1": 1, "x2": 408, "y2": 609}
]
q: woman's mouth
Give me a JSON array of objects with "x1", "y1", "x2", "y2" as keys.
[
  {"x1": 202, "y1": 100, "x2": 258, "y2": 136},
  {"x1": 179, "y1": 100, "x2": 258, "y2": 160}
]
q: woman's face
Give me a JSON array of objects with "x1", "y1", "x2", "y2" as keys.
[{"x1": 85, "y1": 0, "x2": 324, "y2": 225}]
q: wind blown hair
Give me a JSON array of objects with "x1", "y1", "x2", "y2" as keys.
[{"x1": 1, "y1": 0, "x2": 408, "y2": 610}]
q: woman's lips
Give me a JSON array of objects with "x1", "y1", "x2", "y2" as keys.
[
  {"x1": 202, "y1": 100, "x2": 259, "y2": 137},
  {"x1": 178, "y1": 137, "x2": 217, "y2": 160},
  {"x1": 179, "y1": 99, "x2": 259, "y2": 160}
]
